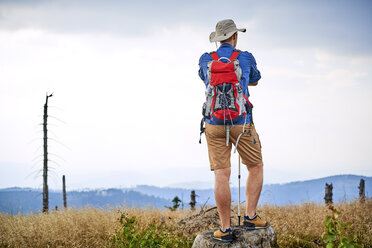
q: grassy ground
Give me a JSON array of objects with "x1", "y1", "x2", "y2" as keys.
[{"x1": 0, "y1": 201, "x2": 371, "y2": 247}]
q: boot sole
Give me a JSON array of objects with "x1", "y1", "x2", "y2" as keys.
[
  {"x1": 212, "y1": 236, "x2": 234, "y2": 242},
  {"x1": 243, "y1": 222, "x2": 270, "y2": 230}
]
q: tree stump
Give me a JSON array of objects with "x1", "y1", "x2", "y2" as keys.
[
  {"x1": 324, "y1": 183, "x2": 333, "y2": 204},
  {"x1": 359, "y1": 179, "x2": 365, "y2": 203},
  {"x1": 192, "y1": 226, "x2": 278, "y2": 248}
]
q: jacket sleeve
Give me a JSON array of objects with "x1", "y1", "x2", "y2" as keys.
[
  {"x1": 238, "y1": 51, "x2": 261, "y2": 84},
  {"x1": 198, "y1": 53, "x2": 212, "y2": 86},
  {"x1": 248, "y1": 54, "x2": 261, "y2": 83}
]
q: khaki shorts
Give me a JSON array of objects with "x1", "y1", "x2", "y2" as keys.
[{"x1": 205, "y1": 123, "x2": 262, "y2": 170}]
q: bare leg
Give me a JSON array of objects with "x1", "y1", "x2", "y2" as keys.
[
  {"x1": 245, "y1": 163, "x2": 263, "y2": 218},
  {"x1": 214, "y1": 167, "x2": 231, "y2": 230}
]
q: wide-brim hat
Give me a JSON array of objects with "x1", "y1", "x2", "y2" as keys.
[{"x1": 209, "y1": 19, "x2": 246, "y2": 43}]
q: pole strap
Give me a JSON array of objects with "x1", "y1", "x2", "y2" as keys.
[{"x1": 199, "y1": 117, "x2": 205, "y2": 144}]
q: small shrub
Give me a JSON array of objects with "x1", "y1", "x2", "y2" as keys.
[
  {"x1": 322, "y1": 205, "x2": 360, "y2": 248},
  {"x1": 111, "y1": 213, "x2": 193, "y2": 248}
]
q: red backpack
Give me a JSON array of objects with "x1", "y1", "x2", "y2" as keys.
[{"x1": 202, "y1": 50, "x2": 252, "y2": 124}]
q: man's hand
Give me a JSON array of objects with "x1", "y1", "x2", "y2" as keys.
[{"x1": 248, "y1": 81, "x2": 259, "y2": 86}]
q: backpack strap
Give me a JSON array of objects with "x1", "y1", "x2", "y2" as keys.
[
  {"x1": 229, "y1": 50, "x2": 240, "y2": 61},
  {"x1": 210, "y1": 52, "x2": 219, "y2": 60},
  {"x1": 211, "y1": 51, "x2": 239, "y2": 61}
]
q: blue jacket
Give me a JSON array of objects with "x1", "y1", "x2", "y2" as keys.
[{"x1": 198, "y1": 43, "x2": 261, "y2": 125}]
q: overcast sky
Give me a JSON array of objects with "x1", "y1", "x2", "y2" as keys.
[{"x1": 0, "y1": 0, "x2": 371, "y2": 190}]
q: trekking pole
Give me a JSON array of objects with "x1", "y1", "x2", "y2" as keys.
[{"x1": 238, "y1": 155, "x2": 241, "y2": 226}]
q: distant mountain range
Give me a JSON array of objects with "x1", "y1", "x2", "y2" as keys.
[
  {"x1": 0, "y1": 174, "x2": 370, "y2": 214},
  {"x1": 0, "y1": 188, "x2": 171, "y2": 214}
]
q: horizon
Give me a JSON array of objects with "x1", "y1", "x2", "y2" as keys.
[
  {"x1": 1, "y1": 173, "x2": 370, "y2": 191},
  {"x1": 1, "y1": 1, "x2": 371, "y2": 190}
]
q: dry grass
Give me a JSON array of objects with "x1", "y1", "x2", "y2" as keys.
[
  {"x1": 0, "y1": 207, "x2": 192, "y2": 248},
  {"x1": 259, "y1": 201, "x2": 372, "y2": 247},
  {"x1": 0, "y1": 201, "x2": 371, "y2": 248}
]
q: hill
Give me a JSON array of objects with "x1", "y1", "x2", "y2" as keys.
[
  {"x1": 0, "y1": 174, "x2": 370, "y2": 214},
  {"x1": 132, "y1": 174, "x2": 371, "y2": 206},
  {"x1": 0, "y1": 188, "x2": 171, "y2": 214}
]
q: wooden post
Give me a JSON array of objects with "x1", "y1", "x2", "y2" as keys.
[
  {"x1": 324, "y1": 183, "x2": 333, "y2": 204},
  {"x1": 190, "y1": 190, "x2": 196, "y2": 210},
  {"x1": 62, "y1": 175, "x2": 67, "y2": 208},
  {"x1": 43, "y1": 93, "x2": 53, "y2": 213},
  {"x1": 359, "y1": 179, "x2": 365, "y2": 203}
]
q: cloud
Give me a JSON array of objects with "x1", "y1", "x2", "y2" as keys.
[
  {"x1": 0, "y1": 1, "x2": 371, "y2": 188},
  {"x1": 244, "y1": 0, "x2": 372, "y2": 56},
  {"x1": 0, "y1": 0, "x2": 371, "y2": 56}
]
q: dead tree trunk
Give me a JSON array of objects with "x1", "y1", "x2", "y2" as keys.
[
  {"x1": 359, "y1": 179, "x2": 365, "y2": 203},
  {"x1": 42, "y1": 93, "x2": 53, "y2": 213},
  {"x1": 62, "y1": 175, "x2": 67, "y2": 208},
  {"x1": 190, "y1": 190, "x2": 196, "y2": 210},
  {"x1": 324, "y1": 183, "x2": 333, "y2": 204}
]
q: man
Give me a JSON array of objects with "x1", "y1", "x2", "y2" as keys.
[{"x1": 198, "y1": 19, "x2": 268, "y2": 242}]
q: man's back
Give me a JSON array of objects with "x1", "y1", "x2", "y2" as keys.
[{"x1": 198, "y1": 43, "x2": 261, "y2": 125}]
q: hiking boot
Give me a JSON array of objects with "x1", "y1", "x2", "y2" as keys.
[
  {"x1": 213, "y1": 227, "x2": 234, "y2": 242},
  {"x1": 243, "y1": 214, "x2": 269, "y2": 230}
]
